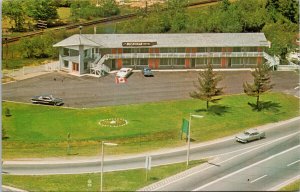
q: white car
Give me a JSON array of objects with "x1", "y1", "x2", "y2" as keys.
[
  {"x1": 235, "y1": 129, "x2": 265, "y2": 143},
  {"x1": 116, "y1": 68, "x2": 133, "y2": 78}
]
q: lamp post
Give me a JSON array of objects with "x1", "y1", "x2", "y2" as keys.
[
  {"x1": 187, "y1": 114, "x2": 203, "y2": 167},
  {"x1": 100, "y1": 141, "x2": 118, "y2": 192}
]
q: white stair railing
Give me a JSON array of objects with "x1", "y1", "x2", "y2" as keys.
[
  {"x1": 90, "y1": 54, "x2": 110, "y2": 77},
  {"x1": 263, "y1": 52, "x2": 279, "y2": 70}
]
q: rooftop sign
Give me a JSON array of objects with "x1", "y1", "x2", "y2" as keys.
[{"x1": 122, "y1": 42, "x2": 157, "y2": 47}]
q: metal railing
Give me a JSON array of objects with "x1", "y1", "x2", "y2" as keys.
[{"x1": 104, "y1": 52, "x2": 263, "y2": 59}]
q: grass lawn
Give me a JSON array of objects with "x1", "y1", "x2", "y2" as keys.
[
  {"x1": 280, "y1": 179, "x2": 300, "y2": 191},
  {"x1": 2, "y1": 160, "x2": 205, "y2": 191},
  {"x1": 3, "y1": 92, "x2": 299, "y2": 159}
]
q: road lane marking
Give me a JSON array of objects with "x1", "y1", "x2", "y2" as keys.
[
  {"x1": 192, "y1": 145, "x2": 300, "y2": 191},
  {"x1": 250, "y1": 174, "x2": 268, "y2": 183},
  {"x1": 146, "y1": 132, "x2": 300, "y2": 191},
  {"x1": 287, "y1": 159, "x2": 300, "y2": 167}
]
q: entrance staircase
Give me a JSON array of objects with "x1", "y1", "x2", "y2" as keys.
[
  {"x1": 263, "y1": 52, "x2": 280, "y2": 70},
  {"x1": 90, "y1": 55, "x2": 110, "y2": 77}
]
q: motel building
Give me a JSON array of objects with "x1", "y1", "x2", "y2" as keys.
[{"x1": 53, "y1": 33, "x2": 277, "y2": 76}]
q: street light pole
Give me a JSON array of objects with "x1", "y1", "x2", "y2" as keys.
[
  {"x1": 187, "y1": 114, "x2": 203, "y2": 167},
  {"x1": 100, "y1": 141, "x2": 104, "y2": 192},
  {"x1": 100, "y1": 142, "x2": 118, "y2": 192}
]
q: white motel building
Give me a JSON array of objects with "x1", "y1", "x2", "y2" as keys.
[{"x1": 53, "y1": 33, "x2": 277, "y2": 76}]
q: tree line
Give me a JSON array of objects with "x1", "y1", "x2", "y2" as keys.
[
  {"x1": 2, "y1": 0, "x2": 120, "y2": 32},
  {"x1": 120, "y1": 0, "x2": 298, "y2": 62}
]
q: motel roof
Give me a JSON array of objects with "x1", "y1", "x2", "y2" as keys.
[{"x1": 53, "y1": 33, "x2": 269, "y2": 48}]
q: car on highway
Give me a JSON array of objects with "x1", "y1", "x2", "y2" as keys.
[
  {"x1": 31, "y1": 95, "x2": 64, "y2": 106},
  {"x1": 142, "y1": 67, "x2": 154, "y2": 77},
  {"x1": 116, "y1": 68, "x2": 133, "y2": 78},
  {"x1": 235, "y1": 129, "x2": 265, "y2": 143}
]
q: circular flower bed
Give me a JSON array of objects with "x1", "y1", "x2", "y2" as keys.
[{"x1": 99, "y1": 118, "x2": 128, "y2": 127}]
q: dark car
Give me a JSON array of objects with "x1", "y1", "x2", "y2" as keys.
[
  {"x1": 142, "y1": 67, "x2": 154, "y2": 77},
  {"x1": 31, "y1": 95, "x2": 64, "y2": 106}
]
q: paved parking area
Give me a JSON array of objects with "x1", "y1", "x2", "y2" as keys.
[{"x1": 2, "y1": 70, "x2": 299, "y2": 108}]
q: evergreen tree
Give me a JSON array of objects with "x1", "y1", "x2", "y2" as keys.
[
  {"x1": 190, "y1": 64, "x2": 223, "y2": 110},
  {"x1": 243, "y1": 64, "x2": 274, "y2": 110}
]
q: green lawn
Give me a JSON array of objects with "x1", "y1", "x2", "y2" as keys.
[
  {"x1": 280, "y1": 179, "x2": 300, "y2": 191},
  {"x1": 3, "y1": 92, "x2": 299, "y2": 159},
  {"x1": 3, "y1": 160, "x2": 205, "y2": 191}
]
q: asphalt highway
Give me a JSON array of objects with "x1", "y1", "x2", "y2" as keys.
[
  {"x1": 147, "y1": 131, "x2": 300, "y2": 191},
  {"x1": 3, "y1": 118, "x2": 300, "y2": 177}
]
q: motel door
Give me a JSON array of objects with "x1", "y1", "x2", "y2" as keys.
[{"x1": 72, "y1": 62, "x2": 79, "y2": 72}]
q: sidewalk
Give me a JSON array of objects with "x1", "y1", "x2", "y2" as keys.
[{"x1": 4, "y1": 116, "x2": 300, "y2": 165}]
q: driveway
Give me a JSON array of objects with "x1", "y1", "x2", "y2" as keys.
[{"x1": 2, "y1": 70, "x2": 299, "y2": 108}]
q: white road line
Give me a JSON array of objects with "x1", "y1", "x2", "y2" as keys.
[
  {"x1": 192, "y1": 145, "x2": 300, "y2": 191},
  {"x1": 250, "y1": 174, "x2": 268, "y2": 183},
  {"x1": 149, "y1": 131, "x2": 300, "y2": 191},
  {"x1": 287, "y1": 159, "x2": 300, "y2": 167}
]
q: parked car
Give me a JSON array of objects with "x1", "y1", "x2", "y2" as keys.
[
  {"x1": 116, "y1": 68, "x2": 133, "y2": 78},
  {"x1": 142, "y1": 67, "x2": 154, "y2": 77},
  {"x1": 235, "y1": 129, "x2": 265, "y2": 143},
  {"x1": 31, "y1": 95, "x2": 64, "y2": 106}
]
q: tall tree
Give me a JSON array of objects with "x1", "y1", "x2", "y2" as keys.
[
  {"x1": 2, "y1": 0, "x2": 26, "y2": 31},
  {"x1": 243, "y1": 64, "x2": 274, "y2": 110},
  {"x1": 190, "y1": 64, "x2": 223, "y2": 110},
  {"x1": 99, "y1": 0, "x2": 120, "y2": 17},
  {"x1": 26, "y1": 0, "x2": 58, "y2": 21}
]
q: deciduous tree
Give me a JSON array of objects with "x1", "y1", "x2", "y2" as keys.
[
  {"x1": 26, "y1": 0, "x2": 58, "y2": 21},
  {"x1": 2, "y1": 0, "x2": 26, "y2": 31},
  {"x1": 190, "y1": 64, "x2": 223, "y2": 110}
]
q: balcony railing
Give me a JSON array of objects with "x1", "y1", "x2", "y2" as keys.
[{"x1": 105, "y1": 52, "x2": 263, "y2": 59}]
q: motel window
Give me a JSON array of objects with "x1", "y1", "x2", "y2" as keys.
[
  {"x1": 196, "y1": 58, "x2": 207, "y2": 65},
  {"x1": 63, "y1": 48, "x2": 69, "y2": 56},
  {"x1": 84, "y1": 62, "x2": 88, "y2": 70},
  {"x1": 243, "y1": 58, "x2": 257, "y2": 65},
  {"x1": 175, "y1": 58, "x2": 185, "y2": 65},
  {"x1": 63, "y1": 60, "x2": 69, "y2": 68},
  {"x1": 70, "y1": 49, "x2": 79, "y2": 56},
  {"x1": 139, "y1": 58, "x2": 148, "y2": 65},
  {"x1": 84, "y1": 50, "x2": 88, "y2": 57},
  {"x1": 160, "y1": 58, "x2": 169, "y2": 65},
  {"x1": 140, "y1": 48, "x2": 149, "y2": 53},
  {"x1": 160, "y1": 48, "x2": 168, "y2": 53},
  {"x1": 197, "y1": 47, "x2": 206, "y2": 52},
  {"x1": 177, "y1": 48, "x2": 185, "y2": 53},
  {"x1": 211, "y1": 58, "x2": 221, "y2": 64},
  {"x1": 231, "y1": 58, "x2": 242, "y2": 65},
  {"x1": 211, "y1": 47, "x2": 222, "y2": 52},
  {"x1": 123, "y1": 59, "x2": 131, "y2": 66},
  {"x1": 233, "y1": 47, "x2": 242, "y2": 52},
  {"x1": 123, "y1": 48, "x2": 131, "y2": 53}
]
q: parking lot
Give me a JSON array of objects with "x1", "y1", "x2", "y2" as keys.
[{"x1": 2, "y1": 70, "x2": 299, "y2": 108}]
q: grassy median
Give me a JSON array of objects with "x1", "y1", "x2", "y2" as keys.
[
  {"x1": 3, "y1": 160, "x2": 205, "y2": 191},
  {"x1": 3, "y1": 92, "x2": 299, "y2": 159}
]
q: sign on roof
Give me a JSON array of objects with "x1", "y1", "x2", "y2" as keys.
[{"x1": 122, "y1": 42, "x2": 157, "y2": 47}]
